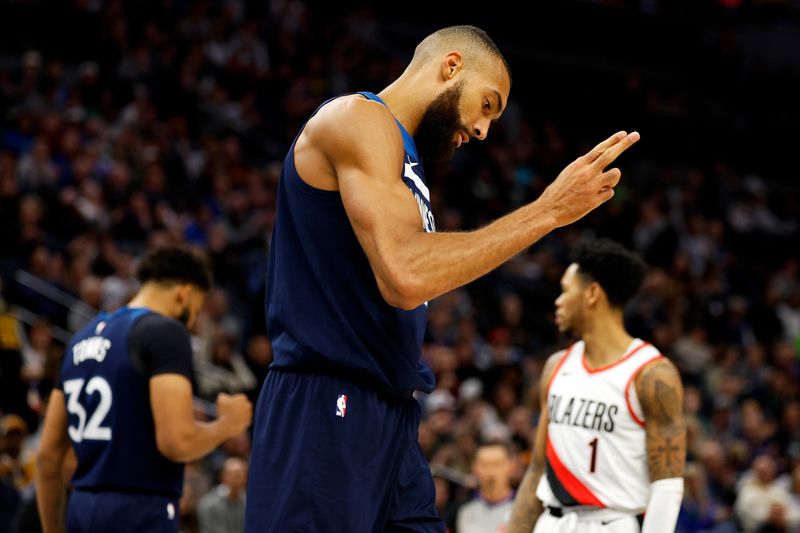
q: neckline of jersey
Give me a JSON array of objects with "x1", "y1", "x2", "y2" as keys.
[{"x1": 581, "y1": 338, "x2": 649, "y2": 374}]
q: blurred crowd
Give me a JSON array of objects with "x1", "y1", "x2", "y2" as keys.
[{"x1": 1, "y1": 1, "x2": 799, "y2": 532}]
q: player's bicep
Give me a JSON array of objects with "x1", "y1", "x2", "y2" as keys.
[
  {"x1": 37, "y1": 390, "x2": 70, "y2": 466},
  {"x1": 531, "y1": 411, "x2": 548, "y2": 472},
  {"x1": 531, "y1": 351, "x2": 564, "y2": 471},
  {"x1": 636, "y1": 359, "x2": 687, "y2": 481},
  {"x1": 316, "y1": 98, "x2": 423, "y2": 303},
  {"x1": 150, "y1": 374, "x2": 195, "y2": 456},
  {"x1": 338, "y1": 159, "x2": 422, "y2": 252}
]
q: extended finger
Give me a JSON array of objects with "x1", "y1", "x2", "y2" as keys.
[
  {"x1": 583, "y1": 131, "x2": 627, "y2": 163},
  {"x1": 593, "y1": 131, "x2": 640, "y2": 169}
]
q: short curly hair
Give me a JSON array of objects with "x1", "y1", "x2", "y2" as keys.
[
  {"x1": 570, "y1": 238, "x2": 647, "y2": 308},
  {"x1": 136, "y1": 246, "x2": 212, "y2": 291}
]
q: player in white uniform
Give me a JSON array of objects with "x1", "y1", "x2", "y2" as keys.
[{"x1": 508, "y1": 239, "x2": 686, "y2": 533}]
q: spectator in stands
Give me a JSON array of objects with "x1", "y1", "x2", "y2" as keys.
[
  {"x1": 194, "y1": 331, "x2": 256, "y2": 401},
  {"x1": 0, "y1": 415, "x2": 34, "y2": 494},
  {"x1": 456, "y1": 441, "x2": 515, "y2": 533},
  {"x1": 197, "y1": 457, "x2": 247, "y2": 533},
  {"x1": 0, "y1": 1, "x2": 797, "y2": 530},
  {"x1": 677, "y1": 461, "x2": 732, "y2": 533},
  {"x1": 66, "y1": 275, "x2": 101, "y2": 332},
  {"x1": 735, "y1": 454, "x2": 800, "y2": 532}
]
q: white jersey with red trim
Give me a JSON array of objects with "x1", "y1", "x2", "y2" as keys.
[{"x1": 535, "y1": 338, "x2": 663, "y2": 513}]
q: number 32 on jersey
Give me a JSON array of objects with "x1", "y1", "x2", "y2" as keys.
[{"x1": 63, "y1": 377, "x2": 113, "y2": 442}]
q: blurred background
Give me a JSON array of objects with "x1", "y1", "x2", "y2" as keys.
[{"x1": 0, "y1": 0, "x2": 799, "y2": 532}]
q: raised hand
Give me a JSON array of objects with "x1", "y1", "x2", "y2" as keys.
[{"x1": 538, "y1": 131, "x2": 640, "y2": 228}]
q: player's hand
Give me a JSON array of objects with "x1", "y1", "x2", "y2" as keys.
[
  {"x1": 216, "y1": 393, "x2": 253, "y2": 436},
  {"x1": 537, "y1": 130, "x2": 640, "y2": 228}
]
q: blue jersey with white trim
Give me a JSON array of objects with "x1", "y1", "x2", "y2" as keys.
[
  {"x1": 265, "y1": 91, "x2": 436, "y2": 397},
  {"x1": 60, "y1": 307, "x2": 184, "y2": 497}
]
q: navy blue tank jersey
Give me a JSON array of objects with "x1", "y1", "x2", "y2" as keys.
[
  {"x1": 265, "y1": 91, "x2": 436, "y2": 397},
  {"x1": 59, "y1": 307, "x2": 183, "y2": 497}
]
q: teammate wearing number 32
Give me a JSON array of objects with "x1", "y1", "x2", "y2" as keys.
[
  {"x1": 35, "y1": 246, "x2": 253, "y2": 533},
  {"x1": 508, "y1": 239, "x2": 687, "y2": 533}
]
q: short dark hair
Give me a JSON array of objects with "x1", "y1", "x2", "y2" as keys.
[
  {"x1": 440, "y1": 25, "x2": 511, "y2": 83},
  {"x1": 570, "y1": 238, "x2": 647, "y2": 308},
  {"x1": 415, "y1": 25, "x2": 512, "y2": 86},
  {"x1": 137, "y1": 246, "x2": 212, "y2": 292}
]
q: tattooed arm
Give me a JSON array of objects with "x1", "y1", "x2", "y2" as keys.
[
  {"x1": 636, "y1": 358, "x2": 686, "y2": 481},
  {"x1": 636, "y1": 357, "x2": 687, "y2": 533},
  {"x1": 507, "y1": 351, "x2": 565, "y2": 533}
]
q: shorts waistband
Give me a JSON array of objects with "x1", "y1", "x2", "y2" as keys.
[
  {"x1": 73, "y1": 486, "x2": 178, "y2": 499},
  {"x1": 547, "y1": 506, "x2": 642, "y2": 523},
  {"x1": 268, "y1": 367, "x2": 415, "y2": 400}
]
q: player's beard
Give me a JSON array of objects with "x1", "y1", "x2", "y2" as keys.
[
  {"x1": 415, "y1": 81, "x2": 467, "y2": 166},
  {"x1": 176, "y1": 304, "x2": 191, "y2": 327}
]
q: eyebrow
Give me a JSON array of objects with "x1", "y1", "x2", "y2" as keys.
[{"x1": 493, "y1": 90, "x2": 504, "y2": 115}]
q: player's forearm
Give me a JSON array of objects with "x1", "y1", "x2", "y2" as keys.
[
  {"x1": 384, "y1": 199, "x2": 558, "y2": 308},
  {"x1": 159, "y1": 420, "x2": 231, "y2": 463},
  {"x1": 36, "y1": 465, "x2": 67, "y2": 533},
  {"x1": 507, "y1": 465, "x2": 545, "y2": 533}
]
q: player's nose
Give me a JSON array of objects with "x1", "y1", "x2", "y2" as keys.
[{"x1": 472, "y1": 118, "x2": 491, "y2": 141}]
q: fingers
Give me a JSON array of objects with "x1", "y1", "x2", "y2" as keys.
[
  {"x1": 593, "y1": 131, "x2": 640, "y2": 170},
  {"x1": 600, "y1": 167, "x2": 621, "y2": 189},
  {"x1": 599, "y1": 187, "x2": 615, "y2": 203},
  {"x1": 584, "y1": 131, "x2": 628, "y2": 163}
]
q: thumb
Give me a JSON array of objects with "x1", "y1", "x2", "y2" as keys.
[{"x1": 216, "y1": 392, "x2": 230, "y2": 403}]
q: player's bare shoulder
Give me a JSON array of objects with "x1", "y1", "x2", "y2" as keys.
[
  {"x1": 308, "y1": 95, "x2": 403, "y2": 162},
  {"x1": 634, "y1": 356, "x2": 683, "y2": 414},
  {"x1": 540, "y1": 348, "x2": 569, "y2": 389},
  {"x1": 295, "y1": 95, "x2": 405, "y2": 190}
]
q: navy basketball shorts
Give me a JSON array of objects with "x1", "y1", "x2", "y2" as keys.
[
  {"x1": 244, "y1": 369, "x2": 445, "y2": 533},
  {"x1": 66, "y1": 489, "x2": 179, "y2": 533}
]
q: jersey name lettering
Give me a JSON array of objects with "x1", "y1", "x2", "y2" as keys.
[
  {"x1": 548, "y1": 393, "x2": 618, "y2": 433},
  {"x1": 403, "y1": 156, "x2": 435, "y2": 233},
  {"x1": 413, "y1": 192, "x2": 435, "y2": 232},
  {"x1": 73, "y1": 336, "x2": 112, "y2": 365}
]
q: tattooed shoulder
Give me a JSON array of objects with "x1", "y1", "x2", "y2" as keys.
[{"x1": 636, "y1": 359, "x2": 682, "y2": 421}]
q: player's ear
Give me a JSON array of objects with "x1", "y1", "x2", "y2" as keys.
[
  {"x1": 441, "y1": 52, "x2": 463, "y2": 81},
  {"x1": 586, "y1": 282, "x2": 603, "y2": 307},
  {"x1": 175, "y1": 283, "x2": 193, "y2": 305}
]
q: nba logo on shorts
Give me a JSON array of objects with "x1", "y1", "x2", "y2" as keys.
[{"x1": 336, "y1": 394, "x2": 348, "y2": 417}]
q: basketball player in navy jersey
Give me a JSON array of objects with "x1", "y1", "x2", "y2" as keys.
[
  {"x1": 507, "y1": 239, "x2": 686, "y2": 533},
  {"x1": 35, "y1": 247, "x2": 253, "y2": 533},
  {"x1": 246, "y1": 25, "x2": 640, "y2": 532}
]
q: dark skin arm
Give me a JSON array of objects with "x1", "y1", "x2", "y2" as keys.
[
  {"x1": 507, "y1": 351, "x2": 565, "y2": 533},
  {"x1": 301, "y1": 96, "x2": 639, "y2": 310},
  {"x1": 150, "y1": 374, "x2": 252, "y2": 463},
  {"x1": 635, "y1": 358, "x2": 687, "y2": 481},
  {"x1": 36, "y1": 390, "x2": 70, "y2": 533}
]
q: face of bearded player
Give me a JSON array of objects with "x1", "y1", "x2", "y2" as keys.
[
  {"x1": 415, "y1": 54, "x2": 509, "y2": 166},
  {"x1": 415, "y1": 81, "x2": 469, "y2": 165}
]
